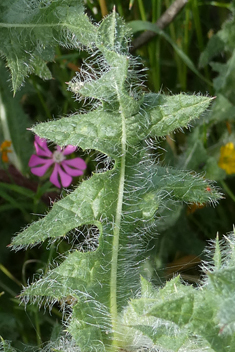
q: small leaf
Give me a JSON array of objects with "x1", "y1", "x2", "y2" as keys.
[{"x1": 97, "y1": 10, "x2": 130, "y2": 53}]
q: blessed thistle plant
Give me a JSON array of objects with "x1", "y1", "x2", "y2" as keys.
[{"x1": 1, "y1": 1, "x2": 235, "y2": 352}]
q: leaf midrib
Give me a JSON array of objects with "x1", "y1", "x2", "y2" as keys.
[
  {"x1": 0, "y1": 22, "x2": 83, "y2": 29},
  {"x1": 110, "y1": 83, "x2": 127, "y2": 347}
]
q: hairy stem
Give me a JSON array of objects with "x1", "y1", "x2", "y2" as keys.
[{"x1": 110, "y1": 87, "x2": 127, "y2": 349}]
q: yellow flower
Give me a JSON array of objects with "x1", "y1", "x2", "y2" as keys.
[
  {"x1": 0, "y1": 140, "x2": 12, "y2": 163},
  {"x1": 218, "y1": 142, "x2": 235, "y2": 174}
]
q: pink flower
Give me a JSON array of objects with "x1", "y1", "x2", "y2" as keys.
[{"x1": 29, "y1": 135, "x2": 86, "y2": 188}]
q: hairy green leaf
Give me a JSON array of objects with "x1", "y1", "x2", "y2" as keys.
[
  {"x1": 0, "y1": 0, "x2": 95, "y2": 92},
  {"x1": 128, "y1": 233, "x2": 235, "y2": 352}
]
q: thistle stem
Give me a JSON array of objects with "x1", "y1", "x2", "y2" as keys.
[{"x1": 110, "y1": 87, "x2": 127, "y2": 349}]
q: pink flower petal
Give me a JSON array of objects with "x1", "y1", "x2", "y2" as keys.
[
  {"x1": 31, "y1": 165, "x2": 49, "y2": 177},
  {"x1": 28, "y1": 155, "x2": 53, "y2": 168},
  {"x1": 50, "y1": 164, "x2": 73, "y2": 188},
  {"x1": 61, "y1": 158, "x2": 86, "y2": 176},
  {"x1": 50, "y1": 164, "x2": 61, "y2": 188},
  {"x1": 29, "y1": 155, "x2": 54, "y2": 176},
  {"x1": 34, "y1": 136, "x2": 52, "y2": 157},
  {"x1": 31, "y1": 163, "x2": 52, "y2": 177},
  {"x1": 62, "y1": 145, "x2": 77, "y2": 155},
  {"x1": 62, "y1": 164, "x2": 84, "y2": 176},
  {"x1": 63, "y1": 158, "x2": 87, "y2": 170},
  {"x1": 28, "y1": 154, "x2": 40, "y2": 167},
  {"x1": 35, "y1": 135, "x2": 45, "y2": 146},
  {"x1": 58, "y1": 167, "x2": 73, "y2": 187}
]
